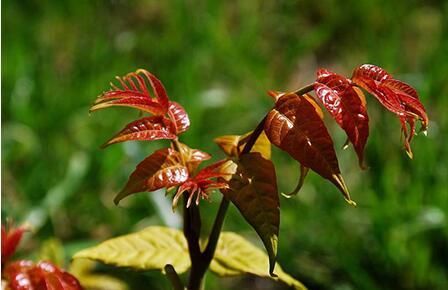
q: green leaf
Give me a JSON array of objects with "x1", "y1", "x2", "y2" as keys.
[
  {"x1": 73, "y1": 226, "x2": 190, "y2": 274},
  {"x1": 221, "y1": 152, "x2": 279, "y2": 275},
  {"x1": 210, "y1": 232, "x2": 306, "y2": 290}
]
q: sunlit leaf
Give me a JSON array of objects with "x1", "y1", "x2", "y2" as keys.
[
  {"x1": 90, "y1": 97, "x2": 166, "y2": 116},
  {"x1": 264, "y1": 93, "x2": 355, "y2": 205},
  {"x1": 222, "y1": 152, "x2": 279, "y2": 275},
  {"x1": 315, "y1": 69, "x2": 369, "y2": 168},
  {"x1": 73, "y1": 227, "x2": 190, "y2": 274},
  {"x1": 176, "y1": 142, "x2": 211, "y2": 173},
  {"x1": 352, "y1": 64, "x2": 428, "y2": 157},
  {"x1": 114, "y1": 148, "x2": 188, "y2": 205},
  {"x1": 210, "y1": 232, "x2": 306, "y2": 290},
  {"x1": 101, "y1": 116, "x2": 177, "y2": 148},
  {"x1": 70, "y1": 259, "x2": 129, "y2": 290},
  {"x1": 168, "y1": 101, "x2": 190, "y2": 134},
  {"x1": 214, "y1": 131, "x2": 271, "y2": 159}
]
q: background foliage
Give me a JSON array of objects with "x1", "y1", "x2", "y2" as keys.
[{"x1": 2, "y1": 1, "x2": 447, "y2": 289}]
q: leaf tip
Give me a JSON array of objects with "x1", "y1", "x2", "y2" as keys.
[{"x1": 346, "y1": 199, "x2": 357, "y2": 207}]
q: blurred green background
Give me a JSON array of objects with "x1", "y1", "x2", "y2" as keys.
[{"x1": 2, "y1": 0, "x2": 447, "y2": 289}]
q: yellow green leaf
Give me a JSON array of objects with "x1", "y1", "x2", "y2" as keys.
[
  {"x1": 70, "y1": 259, "x2": 129, "y2": 290},
  {"x1": 214, "y1": 131, "x2": 271, "y2": 159},
  {"x1": 221, "y1": 152, "x2": 279, "y2": 275},
  {"x1": 210, "y1": 232, "x2": 306, "y2": 290},
  {"x1": 73, "y1": 226, "x2": 190, "y2": 274}
]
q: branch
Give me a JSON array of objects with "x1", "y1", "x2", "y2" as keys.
[{"x1": 165, "y1": 264, "x2": 184, "y2": 290}]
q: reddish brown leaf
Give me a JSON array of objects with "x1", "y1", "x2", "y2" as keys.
[
  {"x1": 168, "y1": 101, "x2": 190, "y2": 134},
  {"x1": 90, "y1": 69, "x2": 170, "y2": 115},
  {"x1": 90, "y1": 97, "x2": 166, "y2": 115},
  {"x1": 264, "y1": 93, "x2": 355, "y2": 205},
  {"x1": 176, "y1": 142, "x2": 211, "y2": 173},
  {"x1": 2, "y1": 224, "x2": 27, "y2": 263},
  {"x1": 115, "y1": 148, "x2": 188, "y2": 205},
  {"x1": 4, "y1": 260, "x2": 83, "y2": 290},
  {"x1": 352, "y1": 64, "x2": 428, "y2": 157},
  {"x1": 315, "y1": 69, "x2": 369, "y2": 168},
  {"x1": 101, "y1": 116, "x2": 177, "y2": 148},
  {"x1": 222, "y1": 152, "x2": 279, "y2": 275},
  {"x1": 172, "y1": 160, "x2": 229, "y2": 209}
]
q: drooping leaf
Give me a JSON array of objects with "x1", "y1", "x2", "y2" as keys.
[
  {"x1": 221, "y1": 152, "x2": 279, "y2": 276},
  {"x1": 214, "y1": 131, "x2": 271, "y2": 159},
  {"x1": 168, "y1": 101, "x2": 190, "y2": 134},
  {"x1": 101, "y1": 116, "x2": 177, "y2": 148},
  {"x1": 282, "y1": 164, "x2": 309, "y2": 198},
  {"x1": 210, "y1": 232, "x2": 306, "y2": 290},
  {"x1": 73, "y1": 227, "x2": 190, "y2": 274},
  {"x1": 264, "y1": 93, "x2": 355, "y2": 205},
  {"x1": 352, "y1": 64, "x2": 429, "y2": 157},
  {"x1": 114, "y1": 148, "x2": 188, "y2": 205},
  {"x1": 3, "y1": 260, "x2": 83, "y2": 290},
  {"x1": 315, "y1": 69, "x2": 369, "y2": 168},
  {"x1": 172, "y1": 160, "x2": 229, "y2": 209},
  {"x1": 176, "y1": 142, "x2": 211, "y2": 173}
]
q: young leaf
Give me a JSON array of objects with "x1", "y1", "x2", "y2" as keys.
[
  {"x1": 90, "y1": 69, "x2": 170, "y2": 115},
  {"x1": 352, "y1": 64, "x2": 428, "y2": 157},
  {"x1": 315, "y1": 69, "x2": 369, "y2": 168},
  {"x1": 73, "y1": 227, "x2": 190, "y2": 274},
  {"x1": 175, "y1": 142, "x2": 211, "y2": 173},
  {"x1": 214, "y1": 131, "x2": 271, "y2": 159},
  {"x1": 172, "y1": 160, "x2": 229, "y2": 209},
  {"x1": 3, "y1": 260, "x2": 83, "y2": 290},
  {"x1": 264, "y1": 93, "x2": 355, "y2": 205},
  {"x1": 101, "y1": 116, "x2": 177, "y2": 148},
  {"x1": 210, "y1": 232, "x2": 306, "y2": 290},
  {"x1": 168, "y1": 101, "x2": 190, "y2": 134},
  {"x1": 2, "y1": 223, "x2": 27, "y2": 263},
  {"x1": 114, "y1": 148, "x2": 188, "y2": 205},
  {"x1": 221, "y1": 152, "x2": 279, "y2": 276}
]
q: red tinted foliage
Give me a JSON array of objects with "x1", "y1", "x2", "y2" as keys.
[
  {"x1": 315, "y1": 69, "x2": 369, "y2": 168},
  {"x1": 264, "y1": 93, "x2": 354, "y2": 204},
  {"x1": 352, "y1": 64, "x2": 428, "y2": 157},
  {"x1": 2, "y1": 224, "x2": 26, "y2": 263},
  {"x1": 173, "y1": 160, "x2": 229, "y2": 209},
  {"x1": 3, "y1": 260, "x2": 83, "y2": 290}
]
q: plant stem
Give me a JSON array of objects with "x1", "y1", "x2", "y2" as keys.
[
  {"x1": 293, "y1": 83, "x2": 315, "y2": 96},
  {"x1": 241, "y1": 115, "x2": 267, "y2": 155},
  {"x1": 165, "y1": 264, "x2": 184, "y2": 290},
  {"x1": 203, "y1": 197, "x2": 229, "y2": 261}
]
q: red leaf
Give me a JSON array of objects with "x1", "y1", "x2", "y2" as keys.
[
  {"x1": 4, "y1": 260, "x2": 83, "y2": 290},
  {"x1": 90, "y1": 69, "x2": 170, "y2": 115},
  {"x1": 172, "y1": 160, "x2": 229, "y2": 209},
  {"x1": 352, "y1": 64, "x2": 429, "y2": 157},
  {"x1": 115, "y1": 148, "x2": 188, "y2": 205},
  {"x1": 2, "y1": 224, "x2": 26, "y2": 263},
  {"x1": 101, "y1": 116, "x2": 177, "y2": 148},
  {"x1": 264, "y1": 93, "x2": 355, "y2": 205},
  {"x1": 90, "y1": 97, "x2": 166, "y2": 115},
  {"x1": 168, "y1": 101, "x2": 190, "y2": 134},
  {"x1": 315, "y1": 69, "x2": 369, "y2": 168}
]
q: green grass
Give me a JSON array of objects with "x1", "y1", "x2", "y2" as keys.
[{"x1": 2, "y1": 1, "x2": 448, "y2": 289}]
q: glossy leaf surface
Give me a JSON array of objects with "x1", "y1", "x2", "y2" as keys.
[
  {"x1": 115, "y1": 148, "x2": 188, "y2": 205},
  {"x1": 352, "y1": 64, "x2": 428, "y2": 157},
  {"x1": 101, "y1": 116, "x2": 176, "y2": 148},
  {"x1": 222, "y1": 152, "x2": 279, "y2": 275},
  {"x1": 176, "y1": 142, "x2": 211, "y2": 173},
  {"x1": 168, "y1": 101, "x2": 190, "y2": 134},
  {"x1": 264, "y1": 93, "x2": 354, "y2": 205},
  {"x1": 315, "y1": 69, "x2": 369, "y2": 167},
  {"x1": 4, "y1": 260, "x2": 83, "y2": 290},
  {"x1": 210, "y1": 232, "x2": 306, "y2": 290},
  {"x1": 73, "y1": 227, "x2": 190, "y2": 274}
]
